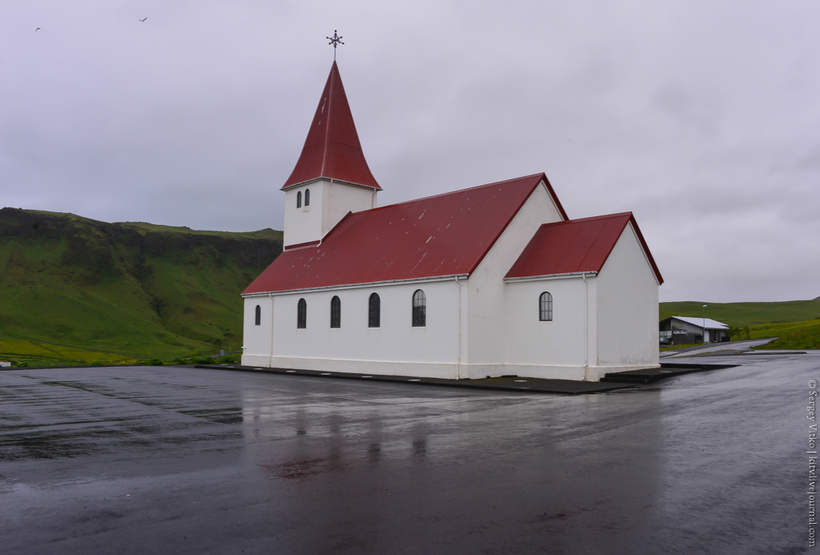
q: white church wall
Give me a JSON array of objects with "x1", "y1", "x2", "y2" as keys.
[
  {"x1": 283, "y1": 182, "x2": 324, "y2": 247},
  {"x1": 241, "y1": 296, "x2": 273, "y2": 366},
  {"x1": 326, "y1": 181, "x2": 377, "y2": 232},
  {"x1": 465, "y1": 181, "x2": 565, "y2": 377},
  {"x1": 500, "y1": 277, "x2": 592, "y2": 381},
  {"x1": 593, "y1": 222, "x2": 660, "y2": 378},
  {"x1": 255, "y1": 279, "x2": 462, "y2": 378},
  {"x1": 283, "y1": 180, "x2": 376, "y2": 247}
]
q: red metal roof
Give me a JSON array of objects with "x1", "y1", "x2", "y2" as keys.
[
  {"x1": 245, "y1": 174, "x2": 560, "y2": 294},
  {"x1": 282, "y1": 62, "x2": 381, "y2": 190},
  {"x1": 505, "y1": 212, "x2": 664, "y2": 284}
]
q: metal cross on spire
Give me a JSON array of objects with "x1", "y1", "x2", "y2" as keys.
[{"x1": 327, "y1": 30, "x2": 344, "y2": 60}]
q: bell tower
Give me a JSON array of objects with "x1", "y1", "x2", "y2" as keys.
[{"x1": 281, "y1": 61, "x2": 381, "y2": 249}]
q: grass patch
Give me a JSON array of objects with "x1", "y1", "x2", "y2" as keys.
[
  {"x1": 660, "y1": 343, "x2": 704, "y2": 352},
  {"x1": 0, "y1": 337, "x2": 132, "y2": 366},
  {"x1": 754, "y1": 320, "x2": 820, "y2": 350}
]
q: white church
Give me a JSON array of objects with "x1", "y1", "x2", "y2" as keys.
[{"x1": 241, "y1": 61, "x2": 663, "y2": 382}]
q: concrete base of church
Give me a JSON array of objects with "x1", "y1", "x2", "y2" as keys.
[
  {"x1": 466, "y1": 363, "x2": 661, "y2": 382},
  {"x1": 242, "y1": 355, "x2": 461, "y2": 380},
  {"x1": 241, "y1": 354, "x2": 661, "y2": 382}
]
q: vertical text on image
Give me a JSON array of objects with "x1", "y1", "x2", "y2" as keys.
[{"x1": 807, "y1": 379, "x2": 817, "y2": 547}]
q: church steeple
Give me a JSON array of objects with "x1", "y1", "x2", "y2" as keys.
[
  {"x1": 282, "y1": 62, "x2": 381, "y2": 191},
  {"x1": 281, "y1": 61, "x2": 381, "y2": 249}
]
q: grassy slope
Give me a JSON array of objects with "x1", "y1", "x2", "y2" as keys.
[
  {"x1": 659, "y1": 299, "x2": 820, "y2": 327},
  {"x1": 761, "y1": 322, "x2": 820, "y2": 349},
  {"x1": 660, "y1": 298, "x2": 820, "y2": 349},
  {"x1": 0, "y1": 208, "x2": 281, "y2": 365}
]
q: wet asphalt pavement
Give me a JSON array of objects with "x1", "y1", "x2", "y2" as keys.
[{"x1": 1, "y1": 351, "x2": 816, "y2": 554}]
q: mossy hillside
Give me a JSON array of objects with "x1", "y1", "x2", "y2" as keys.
[{"x1": 0, "y1": 208, "x2": 281, "y2": 364}]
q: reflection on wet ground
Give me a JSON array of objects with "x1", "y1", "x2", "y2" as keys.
[{"x1": 0, "y1": 354, "x2": 815, "y2": 554}]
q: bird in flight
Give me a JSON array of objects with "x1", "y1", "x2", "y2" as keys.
[
  {"x1": 139, "y1": 17, "x2": 147, "y2": 22},
  {"x1": 35, "y1": 27, "x2": 40, "y2": 31}
]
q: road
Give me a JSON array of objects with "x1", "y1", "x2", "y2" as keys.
[{"x1": 0, "y1": 351, "x2": 816, "y2": 554}]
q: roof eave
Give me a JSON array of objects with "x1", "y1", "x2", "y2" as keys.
[
  {"x1": 625, "y1": 214, "x2": 664, "y2": 285},
  {"x1": 504, "y1": 271, "x2": 599, "y2": 283},
  {"x1": 281, "y1": 176, "x2": 383, "y2": 192},
  {"x1": 242, "y1": 273, "x2": 471, "y2": 297}
]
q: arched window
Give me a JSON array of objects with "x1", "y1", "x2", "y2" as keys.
[
  {"x1": 539, "y1": 292, "x2": 553, "y2": 321},
  {"x1": 412, "y1": 290, "x2": 426, "y2": 327},
  {"x1": 330, "y1": 296, "x2": 341, "y2": 328},
  {"x1": 296, "y1": 191, "x2": 302, "y2": 208},
  {"x1": 297, "y1": 298, "x2": 307, "y2": 328},
  {"x1": 254, "y1": 305, "x2": 261, "y2": 326},
  {"x1": 304, "y1": 188, "x2": 310, "y2": 206},
  {"x1": 368, "y1": 293, "x2": 380, "y2": 328}
]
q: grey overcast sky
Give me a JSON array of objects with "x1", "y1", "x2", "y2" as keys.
[{"x1": 2, "y1": 1, "x2": 818, "y2": 303}]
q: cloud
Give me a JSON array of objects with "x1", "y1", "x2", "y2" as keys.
[{"x1": 1, "y1": 0, "x2": 818, "y2": 302}]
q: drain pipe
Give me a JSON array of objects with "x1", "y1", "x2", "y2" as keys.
[
  {"x1": 583, "y1": 274, "x2": 589, "y2": 381},
  {"x1": 455, "y1": 275, "x2": 462, "y2": 379},
  {"x1": 269, "y1": 292, "x2": 275, "y2": 367}
]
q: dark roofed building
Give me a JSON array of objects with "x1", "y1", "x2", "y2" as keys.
[{"x1": 659, "y1": 316, "x2": 729, "y2": 346}]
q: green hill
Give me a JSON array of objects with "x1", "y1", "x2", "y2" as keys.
[
  {"x1": 0, "y1": 208, "x2": 281, "y2": 366},
  {"x1": 660, "y1": 299, "x2": 820, "y2": 327},
  {"x1": 660, "y1": 298, "x2": 820, "y2": 349}
]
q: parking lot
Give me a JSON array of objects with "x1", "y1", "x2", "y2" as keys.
[{"x1": 1, "y1": 351, "x2": 814, "y2": 554}]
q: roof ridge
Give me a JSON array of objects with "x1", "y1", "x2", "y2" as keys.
[
  {"x1": 318, "y1": 61, "x2": 336, "y2": 178},
  {"x1": 382, "y1": 173, "x2": 546, "y2": 209},
  {"x1": 556, "y1": 211, "x2": 633, "y2": 224}
]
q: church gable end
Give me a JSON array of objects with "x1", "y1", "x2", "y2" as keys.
[{"x1": 505, "y1": 212, "x2": 663, "y2": 284}]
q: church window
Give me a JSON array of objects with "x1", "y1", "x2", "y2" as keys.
[
  {"x1": 296, "y1": 191, "x2": 302, "y2": 208},
  {"x1": 305, "y1": 188, "x2": 310, "y2": 206},
  {"x1": 330, "y1": 296, "x2": 341, "y2": 328},
  {"x1": 368, "y1": 293, "x2": 380, "y2": 328},
  {"x1": 297, "y1": 298, "x2": 307, "y2": 328},
  {"x1": 539, "y1": 292, "x2": 553, "y2": 321},
  {"x1": 412, "y1": 290, "x2": 426, "y2": 327},
  {"x1": 255, "y1": 305, "x2": 261, "y2": 326}
]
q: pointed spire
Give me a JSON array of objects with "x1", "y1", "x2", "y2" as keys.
[{"x1": 282, "y1": 62, "x2": 381, "y2": 190}]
